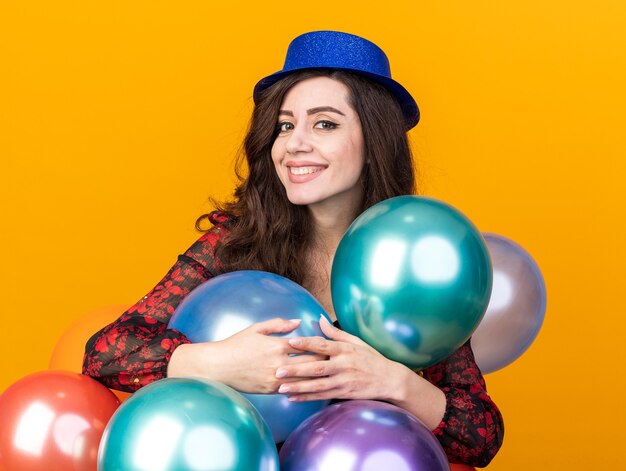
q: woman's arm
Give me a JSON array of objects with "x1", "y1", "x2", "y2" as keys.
[
  {"x1": 422, "y1": 340, "x2": 504, "y2": 467},
  {"x1": 82, "y1": 227, "x2": 224, "y2": 392},
  {"x1": 167, "y1": 317, "x2": 326, "y2": 393}
]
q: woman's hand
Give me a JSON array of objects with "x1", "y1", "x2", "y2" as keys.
[
  {"x1": 274, "y1": 316, "x2": 406, "y2": 402},
  {"x1": 168, "y1": 318, "x2": 326, "y2": 394},
  {"x1": 275, "y1": 316, "x2": 447, "y2": 430}
]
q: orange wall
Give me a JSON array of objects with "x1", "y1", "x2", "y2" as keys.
[{"x1": 1, "y1": 2, "x2": 624, "y2": 469}]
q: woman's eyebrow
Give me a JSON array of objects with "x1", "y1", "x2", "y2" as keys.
[
  {"x1": 277, "y1": 107, "x2": 346, "y2": 117},
  {"x1": 307, "y1": 106, "x2": 345, "y2": 116}
]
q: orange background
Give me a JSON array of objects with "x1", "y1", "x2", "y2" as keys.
[{"x1": 1, "y1": 2, "x2": 624, "y2": 469}]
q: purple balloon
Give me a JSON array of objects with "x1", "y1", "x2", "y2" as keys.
[
  {"x1": 279, "y1": 400, "x2": 449, "y2": 471},
  {"x1": 471, "y1": 233, "x2": 547, "y2": 374}
]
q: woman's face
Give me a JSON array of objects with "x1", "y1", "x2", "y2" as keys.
[{"x1": 271, "y1": 76, "x2": 365, "y2": 214}]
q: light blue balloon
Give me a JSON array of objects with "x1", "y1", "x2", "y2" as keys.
[
  {"x1": 331, "y1": 196, "x2": 492, "y2": 369},
  {"x1": 98, "y1": 377, "x2": 278, "y2": 471},
  {"x1": 168, "y1": 270, "x2": 332, "y2": 443}
]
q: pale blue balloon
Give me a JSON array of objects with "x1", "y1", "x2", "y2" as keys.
[{"x1": 168, "y1": 270, "x2": 332, "y2": 443}]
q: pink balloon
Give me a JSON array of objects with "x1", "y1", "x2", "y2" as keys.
[{"x1": 471, "y1": 233, "x2": 546, "y2": 373}]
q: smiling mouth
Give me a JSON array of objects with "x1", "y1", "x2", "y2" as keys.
[{"x1": 289, "y1": 166, "x2": 325, "y2": 175}]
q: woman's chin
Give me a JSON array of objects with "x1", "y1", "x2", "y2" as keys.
[{"x1": 285, "y1": 192, "x2": 323, "y2": 207}]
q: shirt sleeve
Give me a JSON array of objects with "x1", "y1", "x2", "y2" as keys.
[
  {"x1": 422, "y1": 340, "x2": 505, "y2": 467},
  {"x1": 82, "y1": 214, "x2": 230, "y2": 392}
]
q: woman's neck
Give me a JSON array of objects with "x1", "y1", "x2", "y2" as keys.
[
  {"x1": 308, "y1": 205, "x2": 356, "y2": 255},
  {"x1": 304, "y1": 208, "x2": 355, "y2": 323},
  {"x1": 306, "y1": 188, "x2": 363, "y2": 252}
]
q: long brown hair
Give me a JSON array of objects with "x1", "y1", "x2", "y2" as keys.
[{"x1": 197, "y1": 70, "x2": 417, "y2": 285}]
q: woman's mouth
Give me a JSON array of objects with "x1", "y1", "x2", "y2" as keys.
[
  {"x1": 289, "y1": 166, "x2": 325, "y2": 175},
  {"x1": 287, "y1": 164, "x2": 327, "y2": 183}
]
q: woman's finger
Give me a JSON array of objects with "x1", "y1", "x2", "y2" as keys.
[
  {"x1": 319, "y1": 315, "x2": 367, "y2": 345},
  {"x1": 276, "y1": 359, "x2": 335, "y2": 379},
  {"x1": 285, "y1": 353, "x2": 328, "y2": 364},
  {"x1": 252, "y1": 317, "x2": 301, "y2": 335},
  {"x1": 278, "y1": 376, "x2": 336, "y2": 395},
  {"x1": 288, "y1": 335, "x2": 343, "y2": 355}
]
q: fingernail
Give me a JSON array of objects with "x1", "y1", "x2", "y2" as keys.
[
  {"x1": 289, "y1": 338, "x2": 302, "y2": 346},
  {"x1": 276, "y1": 368, "x2": 287, "y2": 378},
  {"x1": 278, "y1": 384, "x2": 291, "y2": 393},
  {"x1": 320, "y1": 314, "x2": 331, "y2": 324},
  {"x1": 289, "y1": 319, "x2": 302, "y2": 324}
]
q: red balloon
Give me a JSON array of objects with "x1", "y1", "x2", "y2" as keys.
[
  {"x1": 0, "y1": 371, "x2": 120, "y2": 471},
  {"x1": 450, "y1": 464, "x2": 476, "y2": 471}
]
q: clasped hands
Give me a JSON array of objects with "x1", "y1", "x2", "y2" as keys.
[
  {"x1": 274, "y1": 315, "x2": 405, "y2": 403},
  {"x1": 202, "y1": 315, "x2": 406, "y2": 403}
]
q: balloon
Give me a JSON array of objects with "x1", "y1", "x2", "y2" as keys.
[
  {"x1": 450, "y1": 464, "x2": 476, "y2": 470},
  {"x1": 332, "y1": 195, "x2": 492, "y2": 369},
  {"x1": 0, "y1": 371, "x2": 120, "y2": 471},
  {"x1": 280, "y1": 400, "x2": 449, "y2": 471},
  {"x1": 168, "y1": 270, "x2": 332, "y2": 443},
  {"x1": 98, "y1": 377, "x2": 279, "y2": 471},
  {"x1": 49, "y1": 305, "x2": 131, "y2": 403},
  {"x1": 471, "y1": 233, "x2": 547, "y2": 373}
]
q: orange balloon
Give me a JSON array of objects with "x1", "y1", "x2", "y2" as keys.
[
  {"x1": 49, "y1": 305, "x2": 131, "y2": 402},
  {"x1": 0, "y1": 371, "x2": 120, "y2": 471},
  {"x1": 450, "y1": 464, "x2": 477, "y2": 471},
  {"x1": 111, "y1": 389, "x2": 132, "y2": 402}
]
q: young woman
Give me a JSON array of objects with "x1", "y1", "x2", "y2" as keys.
[{"x1": 83, "y1": 30, "x2": 504, "y2": 466}]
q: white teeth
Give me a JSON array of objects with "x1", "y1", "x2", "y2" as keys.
[{"x1": 289, "y1": 167, "x2": 323, "y2": 175}]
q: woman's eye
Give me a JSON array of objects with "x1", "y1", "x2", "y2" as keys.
[
  {"x1": 276, "y1": 122, "x2": 294, "y2": 133},
  {"x1": 315, "y1": 120, "x2": 338, "y2": 130}
]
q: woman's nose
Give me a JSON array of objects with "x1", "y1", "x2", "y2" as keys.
[{"x1": 285, "y1": 125, "x2": 313, "y2": 154}]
